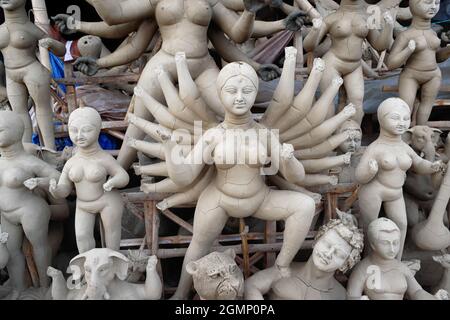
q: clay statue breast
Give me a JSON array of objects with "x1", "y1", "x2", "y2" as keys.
[
  {"x1": 8, "y1": 29, "x2": 36, "y2": 50},
  {"x1": 156, "y1": 0, "x2": 212, "y2": 27},
  {"x1": 329, "y1": 12, "x2": 368, "y2": 39},
  {"x1": 364, "y1": 268, "x2": 408, "y2": 297},
  {"x1": 0, "y1": 167, "x2": 33, "y2": 189},
  {"x1": 69, "y1": 163, "x2": 107, "y2": 184}
]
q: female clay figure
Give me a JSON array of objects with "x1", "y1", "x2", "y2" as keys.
[
  {"x1": 0, "y1": 0, "x2": 66, "y2": 150},
  {"x1": 157, "y1": 60, "x2": 317, "y2": 299},
  {"x1": 75, "y1": 0, "x2": 288, "y2": 169},
  {"x1": 0, "y1": 110, "x2": 60, "y2": 291},
  {"x1": 355, "y1": 98, "x2": 444, "y2": 260},
  {"x1": 245, "y1": 211, "x2": 364, "y2": 300},
  {"x1": 386, "y1": 0, "x2": 450, "y2": 126},
  {"x1": 303, "y1": 0, "x2": 394, "y2": 124},
  {"x1": 49, "y1": 107, "x2": 129, "y2": 253},
  {"x1": 347, "y1": 218, "x2": 449, "y2": 300}
]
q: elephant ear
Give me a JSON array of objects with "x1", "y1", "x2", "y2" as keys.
[
  {"x1": 402, "y1": 129, "x2": 413, "y2": 145},
  {"x1": 431, "y1": 128, "x2": 443, "y2": 146},
  {"x1": 68, "y1": 253, "x2": 88, "y2": 281},
  {"x1": 108, "y1": 250, "x2": 130, "y2": 281}
]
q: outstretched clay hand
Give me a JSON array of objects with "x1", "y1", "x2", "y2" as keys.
[
  {"x1": 431, "y1": 160, "x2": 446, "y2": 173},
  {"x1": 0, "y1": 231, "x2": 8, "y2": 244},
  {"x1": 74, "y1": 57, "x2": 99, "y2": 76},
  {"x1": 433, "y1": 254, "x2": 450, "y2": 269},
  {"x1": 280, "y1": 143, "x2": 295, "y2": 161},
  {"x1": 146, "y1": 255, "x2": 158, "y2": 272},
  {"x1": 52, "y1": 14, "x2": 78, "y2": 35},
  {"x1": 283, "y1": 11, "x2": 307, "y2": 32},
  {"x1": 49, "y1": 178, "x2": 58, "y2": 194},
  {"x1": 103, "y1": 180, "x2": 114, "y2": 192},
  {"x1": 408, "y1": 40, "x2": 416, "y2": 52},
  {"x1": 244, "y1": 0, "x2": 267, "y2": 13},
  {"x1": 257, "y1": 64, "x2": 281, "y2": 81},
  {"x1": 435, "y1": 289, "x2": 449, "y2": 300},
  {"x1": 312, "y1": 18, "x2": 323, "y2": 30},
  {"x1": 23, "y1": 178, "x2": 40, "y2": 191},
  {"x1": 368, "y1": 159, "x2": 379, "y2": 175}
]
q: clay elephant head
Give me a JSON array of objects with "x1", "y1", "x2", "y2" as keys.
[
  {"x1": 70, "y1": 248, "x2": 129, "y2": 300},
  {"x1": 186, "y1": 249, "x2": 244, "y2": 300},
  {"x1": 402, "y1": 126, "x2": 442, "y2": 161}
]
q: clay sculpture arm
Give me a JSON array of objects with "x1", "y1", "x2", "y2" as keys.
[
  {"x1": 346, "y1": 262, "x2": 368, "y2": 300},
  {"x1": 142, "y1": 256, "x2": 162, "y2": 300},
  {"x1": 409, "y1": 146, "x2": 444, "y2": 175},
  {"x1": 404, "y1": 267, "x2": 446, "y2": 300},
  {"x1": 436, "y1": 45, "x2": 450, "y2": 63},
  {"x1": 86, "y1": 0, "x2": 157, "y2": 25},
  {"x1": 301, "y1": 153, "x2": 351, "y2": 174},
  {"x1": 355, "y1": 147, "x2": 379, "y2": 184},
  {"x1": 367, "y1": 12, "x2": 394, "y2": 52},
  {"x1": 294, "y1": 132, "x2": 350, "y2": 160},
  {"x1": 252, "y1": 11, "x2": 306, "y2": 37},
  {"x1": 49, "y1": 165, "x2": 74, "y2": 199},
  {"x1": 103, "y1": 156, "x2": 130, "y2": 192},
  {"x1": 244, "y1": 266, "x2": 281, "y2": 300},
  {"x1": 39, "y1": 38, "x2": 66, "y2": 57},
  {"x1": 299, "y1": 174, "x2": 338, "y2": 187},
  {"x1": 47, "y1": 267, "x2": 70, "y2": 300},
  {"x1": 74, "y1": 20, "x2": 157, "y2": 75},
  {"x1": 386, "y1": 33, "x2": 415, "y2": 70},
  {"x1": 274, "y1": 142, "x2": 306, "y2": 185},
  {"x1": 303, "y1": 17, "x2": 328, "y2": 52}
]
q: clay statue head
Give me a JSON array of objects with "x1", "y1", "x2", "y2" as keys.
[
  {"x1": 69, "y1": 248, "x2": 130, "y2": 300},
  {"x1": 186, "y1": 249, "x2": 244, "y2": 300},
  {"x1": 402, "y1": 126, "x2": 442, "y2": 157},
  {"x1": 217, "y1": 62, "x2": 259, "y2": 116},
  {"x1": 410, "y1": 0, "x2": 440, "y2": 19},
  {"x1": 78, "y1": 36, "x2": 103, "y2": 59},
  {"x1": 368, "y1": 218, "x2": 401, "y2": 260},
  {"x1": 377, "y1": 98, "x2": 411, "y2": 137},
  {"x1": 338, "y1": 119, "x2": 362, "y2": 153},
  {"x1": 0, "y1": 110, "x2": 24, "y2": 148},
  {"x1": 313, "y1": 211, "x2": 364, "y2": 273},
  {"x1": 68, "y1": 107, "x2": 102, "y2": 148},
  {"x1": 0, "y1": 0, "x2": 26, "y2": 11}
]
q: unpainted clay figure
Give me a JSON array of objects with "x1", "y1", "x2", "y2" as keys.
[
  {"x1": 187, "y1": 249, "x2": 244, "y2": 300},
  {"x1": 49, "y1": 107, "x2": 129, "y2": 253},
  {"x1": 245, "y1": 210, "x2": 364, "y2": 300},
  {"x1": 355, "y1": 98, "x2": 444, "y2": 260},
  {"x1": 81, "y1": 0, "x2": 295, "y2": 169},
  {"x1": 303, "y1": 0, "x2": 394, "y2": 124},
  {"x1": 0, "y1": 110, "x2": 61, "y2": 291},
  {"x1": 0, "y1": 0, "x2": 66, "y2": 150},
  {"x1": 432, "y1": 254, "x2": 450, "y2": 293},
  {"x1": 347, "y1": 218, "x2": 449, "y2": 300},
  {"x1": 386, "y1": 0, "x2": 450, "y2": 125},
  {"x1": 47, "y1": 248, "x2": 162, "y2": 300},
  {"x1": 336, "y1": 119, "x2": 363, "y2": 184}
]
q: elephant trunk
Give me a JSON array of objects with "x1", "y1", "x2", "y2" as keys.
[
  {"x1": 423, "y1": 143, "x2": 436, "y2": 162},
  {"x1": 83, "y1": 282, "x2": 110, "y2": 300}
]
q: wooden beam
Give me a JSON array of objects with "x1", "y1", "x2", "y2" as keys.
[{"x1": 54, "y1": 74, "x2": 140, "y2": 86}]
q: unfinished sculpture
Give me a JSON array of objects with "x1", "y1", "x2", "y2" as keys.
[
  {"x1": 47, "y1": 248, "x2": 162, "y2": 300},
  {"x1": 303, "y1": 0, "x2": 394, "y2": 124},
  {"x1": 347, "y1": 218, "x2": 449, "y2": 300},
  {"x1": 186, "y1": 249, "x2": 244, "y2": 300},
  {"x1": 387, "y1": 0, "x2": 450, "y2": 125},
  {"x1": 245, "y1": 210, "x2": 364, "y2": 300},
  {"x1": 0, "y1": 110, "x2": 61, "y2": 291},
  {"x1": 336, "y1": 119, "x2": 363, "y2": 184},
  {"x1": 49, "y1": 107, "x2": 129, "y2": 253},
  {"x1": 356, "y1": 98, "x2": 444, "y2": 260},
  {"x1": 0, "y1": 0, "x2": 66, "y2": 150},
  {"x1": 432, "y1": 254, "x2": 450, "y2": 293}
]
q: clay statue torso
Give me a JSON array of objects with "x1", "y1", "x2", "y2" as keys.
[
  {"x1": 366, "y1": 140, "x2": 413, "y2": 189},
  {"x1": 325, "y1": 9, "x2": 369, "y2": 64},
  {"x1": 64, "y1": 151, "x2": 113, "y2": 202},
  {"x1": 0, "y1": 21, "x2": 44, "y2": 69},
  {"x1": 156, "y1": 0, "x2": 213, "y2": 57},
  {"x1": 402, "y1": 28, "x2": 441, "y2": 72}
]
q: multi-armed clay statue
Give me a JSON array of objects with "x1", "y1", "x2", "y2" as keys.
[
  {"x1": 303, "y1": 0, "x2": 394, "y2": 124},
  {"x1": 387, "y1": 0, "x2": 450, "y2": 125},
  {"x1": 347, "y1": 218, "x2": 449, "y2": 300},
  {"x1": 47, "y1": 248, "x2": 162, "y2": 300},
  {"x1": 0, "y1": 111, "x2": 61, "y2": 291},
  {"x1": 245, "y1": 210, "x2": 364, "y2": 300},
  {"x1": 0, "y1": 0, "x2": 66, "y2": 150},
  {"x1": 355, "y1": 98, "x2": 444, "y2": 260},
  {"x1": 187, "y1": 249, "x2": 244, "y2": 300},
  {"x1": 49, "y1": 107, "x2": 129, "y2": 253}
]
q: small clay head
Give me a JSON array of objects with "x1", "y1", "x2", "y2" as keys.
[
  {"x1": 368, "y1": 218, "x2": 401, "y2": 260},
  {"x1": 313, "y1": 215, "x2": 364, "y2": 273},
  {"x1": 78, "y1": 36, "x2": 103, "y2": 59},
  {"x1": 410, "y1": 0, "x2": 440, "y2": 20},
  {"x1": 186, "y1": 249, "x2": 244, "y2": 300},
  {"x1": 0, "y1": 0, "x2": 26, "y2": 11},
  {"x1": 0, "y1": 110, "x2": 24, "y2": 147},
  {"x1": 377, "y1": 98, "x2": 411, "y2": 136},
  {"x1": 338, "y1": 120, "x2": 362, "y2": 153},
  {"x1": 68, "y1": 107, "x2": 102, "y2": 148},
  {"x1": 217, "y1": 62, "x2": 258, "y2": 116}
]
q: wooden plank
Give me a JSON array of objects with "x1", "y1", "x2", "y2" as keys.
[
  {"x1": 104, "y1": 129, "x2": 125, "y2": 140},
  {"x1": 427, "y1": 121, "x2": 450, "y2": 130},
  {"x1": 63, "y1": 63, "x2": 78, "y2": 113},
  {"x1": 264, "y1": 221, "x2": 277, "y2": 268},
  {"x1": 22, "y1": 238, "x2": 39, "y2": 288},
  {"x1": 161, "y1": 209, "x2": 193, "y2": 234},
  {"x1": 54, "y1": 73, "x2": 140, "y2": 86},
  {"x1": 144, "y1": 201, "x2": 153, "y2": 251},
  {"x1": 239, "y1": 219, "x2": 250, "y2": 278},
  {"x1": 383, "y1": 85, "x2": 450, "y2": 93}
]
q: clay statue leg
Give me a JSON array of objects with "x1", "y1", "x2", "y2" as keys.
[
  {"x1": 99, "y1": 197, "x2": 124, "y2": 251},
  {"x1": 359, "y1": 186, "x2": 383, "y2": 256},
  {"x1": 24, "y1": 64, "x2": 56, "y2": 150},
  {"x1": 343, "y1": 66, "x2": 364, "y2": 124},
  {"x1": 171, "y1": 187, "x2": 228, "y2": 299},
  {"x1": 6, "y1": 77, "x2": 32, "y2": 143},
  {"x1": 398, "y1": 71, "x2": 420, "y2": 113},
  {"x1": 1, "y1": 216, "x2": 26, "y2": 290},
  {"x1": 319, "y1": 64, "x2": 340, "y2": 120},
  {"x1": 74, "y1": 206, "x2": 97, "y2": 253},
  {"x1": 194, "y1": 67, "x2": 224, "y2": 117},
  {"x1": 21, "y1": 204, "x2": 51, "y2": 287},
  {"x1": 253, "y1": 189, "x2": 315, "y2": 270},
  {"x1": 384, "y1": 197, "x2": 408, "y2": 260},
  {"x1": 416, "y1": 74, "x2": 442, "y2": 125}
]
